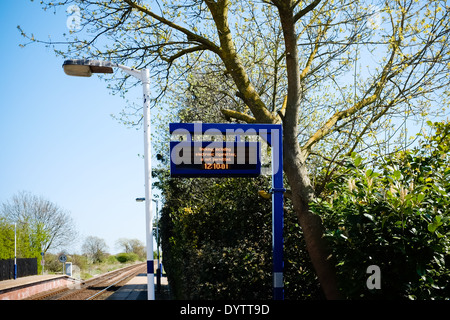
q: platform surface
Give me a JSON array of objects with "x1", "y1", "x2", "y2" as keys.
[
  {"x1": 0, "y1": 274, "x2": 67, "y2": 292},
  {"x1": 107, "y1": 273, "x2": 170, "y2": 300}
]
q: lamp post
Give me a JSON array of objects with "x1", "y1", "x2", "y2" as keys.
[{"x1": 63, "y1": 59, "x2": 154, "y2": 300}]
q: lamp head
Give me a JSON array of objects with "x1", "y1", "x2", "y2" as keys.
[{"x1": 63, "y1": 59, "x2": 115, "y2": 77}]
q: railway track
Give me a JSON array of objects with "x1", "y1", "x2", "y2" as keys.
[{"x1": 26, "y1": 263, "x2": 146, "y2": 300}]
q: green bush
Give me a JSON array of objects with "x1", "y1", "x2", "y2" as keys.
[
  {"x1": 159, "y1": 176, "x2": 273, "y2": 299},
  {"x1": 107, "y1": 255, "x2": 118, "y2": 264},
  {"x1": 115, "y1": 252, "x2": 139, "y2": 263},
  {"x1": 311, "y1": 121, "x2": 450, "y2": 299},
  {"x1": 43, "y1": 253, "x2": 63, "y2": 273},
  {"x1": 71, "y1": 254, "x2": 88, "y2": 270},
  {"x1": 158, "y1": 172, "x2": 323, "y2": 300}
]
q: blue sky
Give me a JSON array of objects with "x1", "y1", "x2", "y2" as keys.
[{"x1": 0, "y1": 1, "x2": 160, "y2": 254}]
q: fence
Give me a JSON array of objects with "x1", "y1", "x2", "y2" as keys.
[{"x1": 0, "y1": 258, "x2": 38, "y2": 281}]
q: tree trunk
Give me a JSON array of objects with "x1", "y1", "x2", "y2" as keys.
[
  {"x1": 283, "y1": 149, "x2": 342, "y2": 300},
  {"x1": 277, "y1": 2, "x2": 342, "y2": 300}
]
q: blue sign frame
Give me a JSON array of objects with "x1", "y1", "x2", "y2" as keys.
[{"x1": 169, "y1": 123, "x2": 284, "y2": 300}]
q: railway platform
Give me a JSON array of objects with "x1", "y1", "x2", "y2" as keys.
[{"x1": 0, "y1": 274, "x2": 72, "y2": 300}]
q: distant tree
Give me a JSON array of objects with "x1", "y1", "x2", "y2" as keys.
[
  {"x1": 116, "y1": 238, "x2": 145, "y2": 259},
  {"x1": 0, "y1": 191, "x2": 77, "y2": 253},
  {"x1": 82, "y1": 236, "x2": 109, "y2": 263}
]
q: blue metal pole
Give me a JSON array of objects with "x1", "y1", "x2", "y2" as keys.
[
  {"x1": 271, "y1": 126, "x2": 284, "y2": 300},
  {"x1": 14, "y1": 223, "x2": 17, "y2": 280}
]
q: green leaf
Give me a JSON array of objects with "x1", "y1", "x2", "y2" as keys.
[
  {"x1": 428, "y1": 216, "x2": 443, "y2": 233},
  {"x1": 354, "y1": 156, "x2": 362, "y2": 167},
  {"x1": 428, "y1": 223, "x2": 437, "y2": 233},
  {"x1": 393, "y1": 170, "x2": 402, "y2": 180},
  {"x1": 444, "y1": 167, "x2": 450, "y2": 176},
  {"x1": 416, "y1": 193, "x2": 425, "y2": 203}
]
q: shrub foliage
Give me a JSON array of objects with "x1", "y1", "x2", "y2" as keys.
[{"x1": 313, "y1": 121, "x2": 449, "y2": 299}]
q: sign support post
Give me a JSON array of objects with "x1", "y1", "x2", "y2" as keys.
[
  {"x1": 270, "y1": 126, "x2": 285, "y2": 300},
  {"x1": 170, "y1": 123, "x2": 284, "y2": 300}
]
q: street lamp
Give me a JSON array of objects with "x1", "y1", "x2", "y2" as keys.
[{"x1": 62, "y1": 59, "x2": 154, "y2": 300}]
